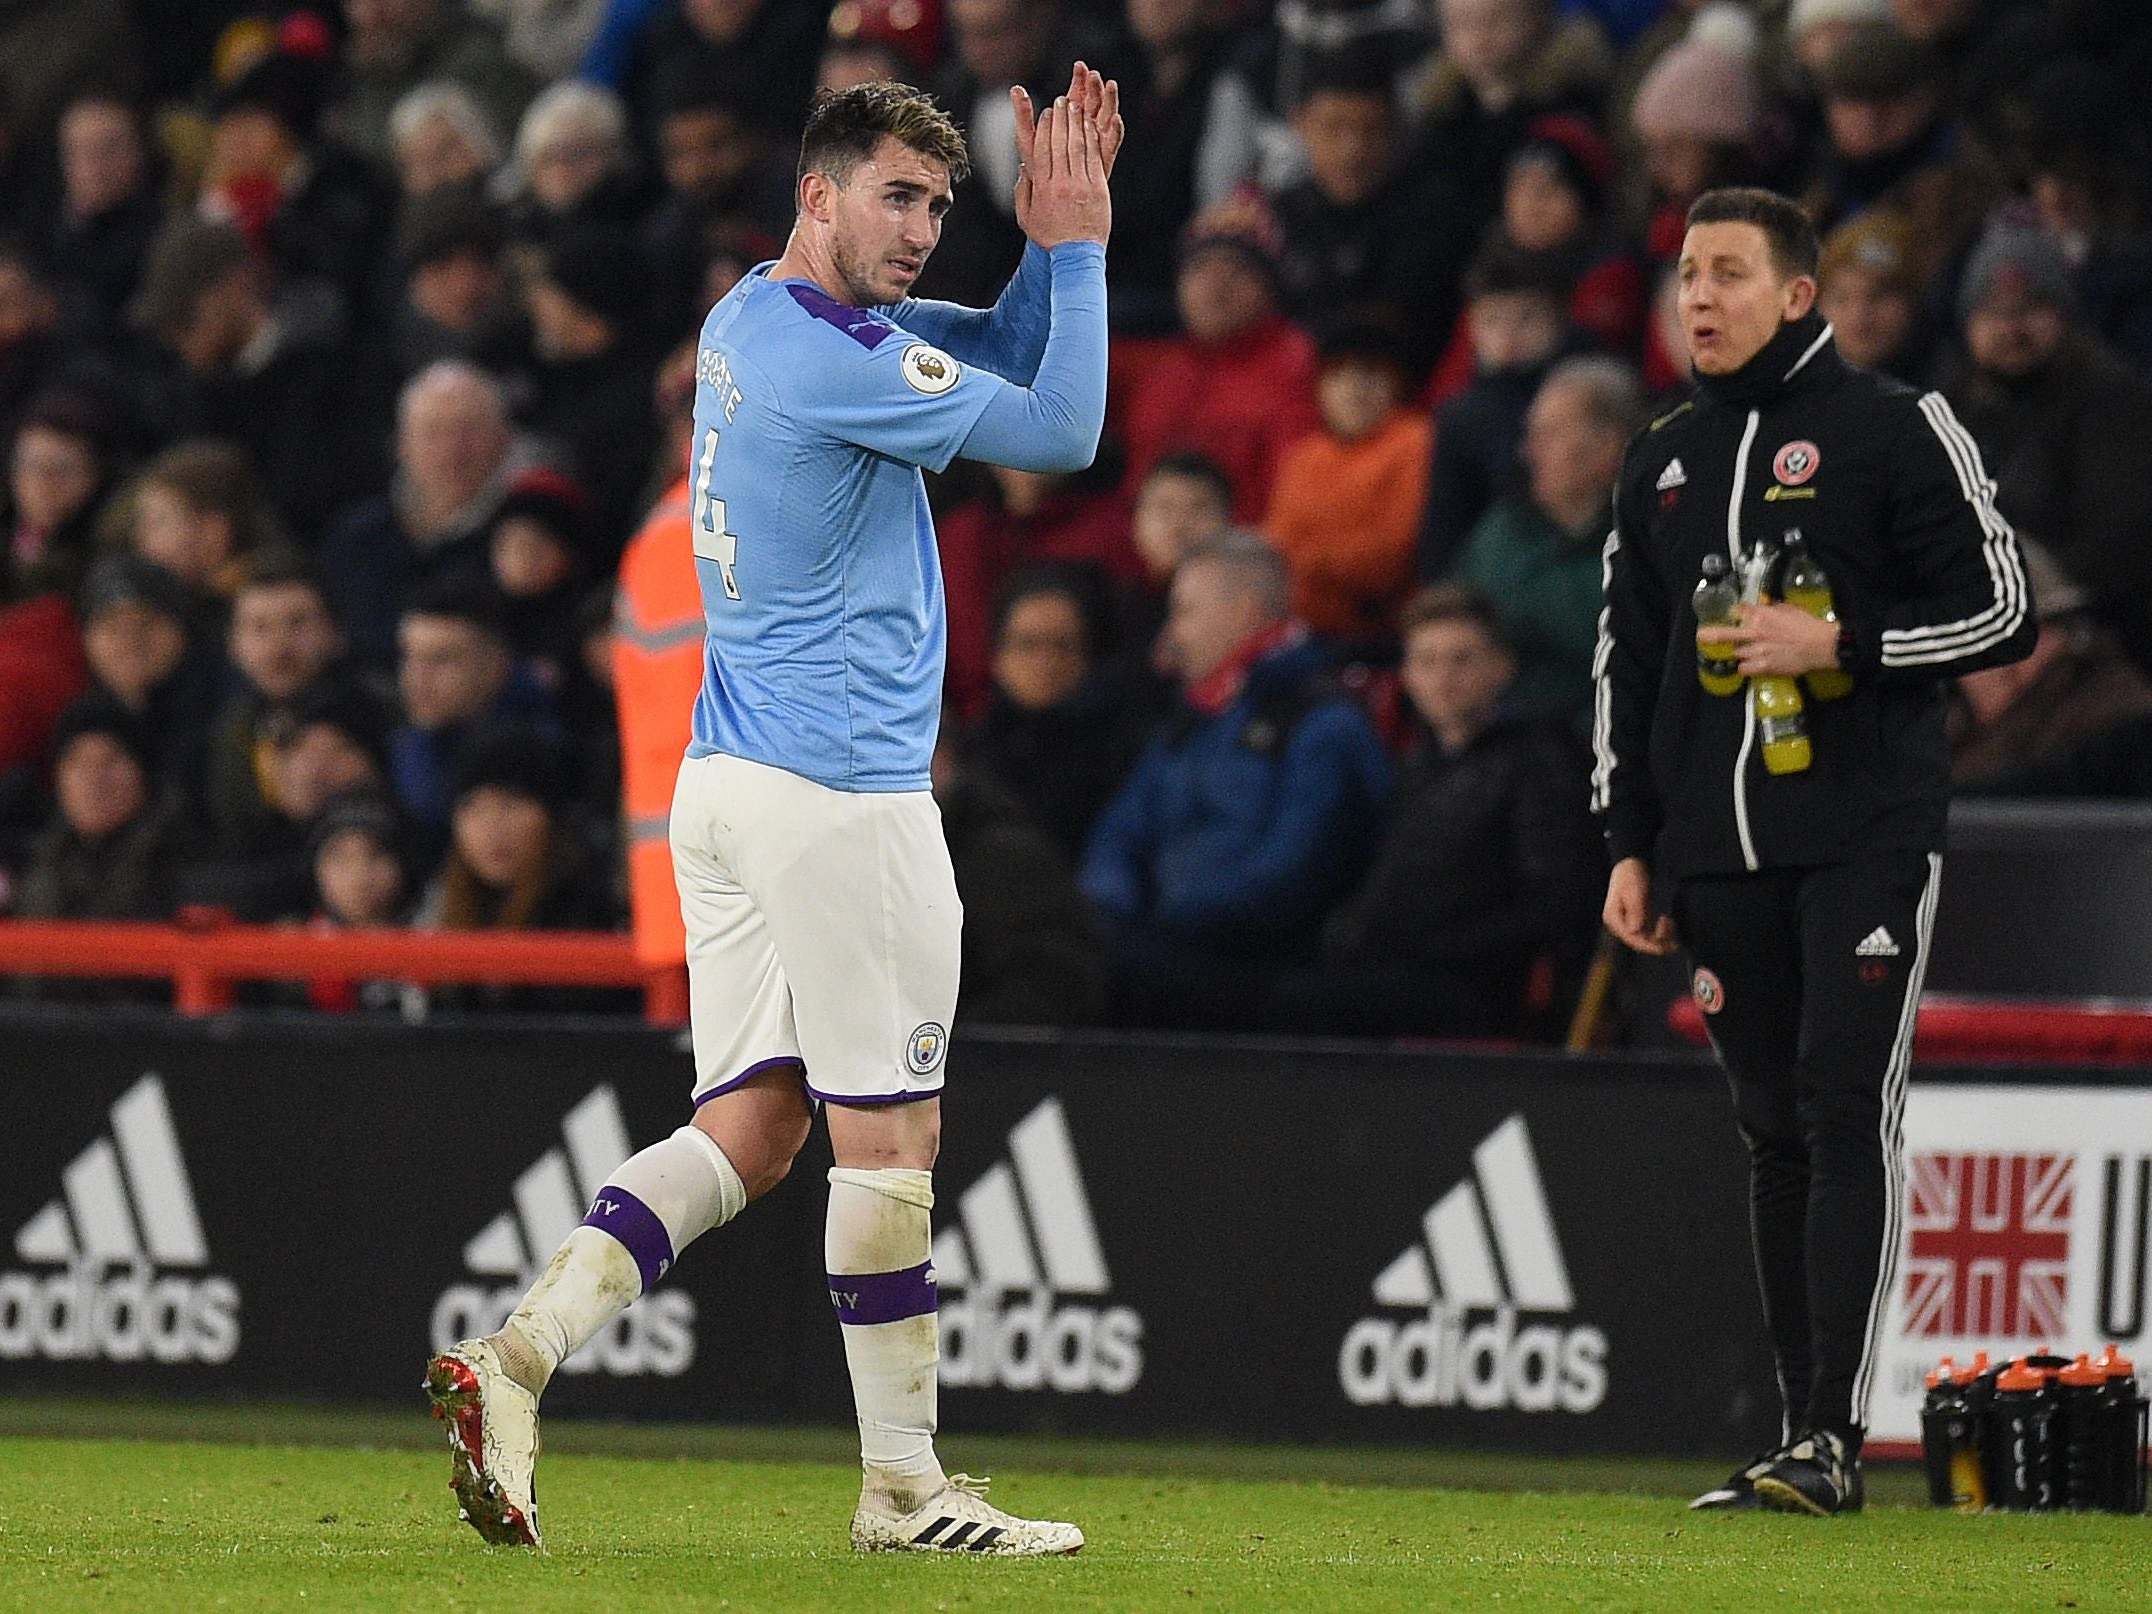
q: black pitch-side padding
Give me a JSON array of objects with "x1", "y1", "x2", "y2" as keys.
[{"x1": 1, "y1": 1010, "x2": 2141, "y2": 1461}]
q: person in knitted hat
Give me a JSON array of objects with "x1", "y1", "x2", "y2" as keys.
[
  {"x1": 1631, "y1": 38, "x2": 1763, "y2": 264},
  {"x1": 290, "y1": 782, "x2": 415, "y2": 1012},
  {"x1": 1816, "y1": 209, "x2": 1930, "y2": 379},
  {"x1": 1943, "y1": 218, "x2": 2152, "y2": 673},
  {"x1": 1117, "y1": 194, "x2": 1323, "y2": 523},
  {"x1": 486, "y1": 464, "x2": 594, "y2": 677},
  {"x1": 78, "y1": 552, "x2": 223, "y2": 794},
  {"x1": 309, "y1": 787, "x2": 411, "y2": 930},
  {"x1": 14, "y1": 692, "x2": 190, "y2": 933},
  {"x1": 416, "y1": 721, "x2": 615, "y2": 953},
  {"x1": 520, "y1": 227, "x2": 661, "y2": 545},
  {"x1": 1485, "y1": 115, "x2": 1647, "y2": 363}
]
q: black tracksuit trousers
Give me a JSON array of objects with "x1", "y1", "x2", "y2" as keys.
[{"x1": 1674, "y1": 851, "x2": 1941, "y2": 1449}]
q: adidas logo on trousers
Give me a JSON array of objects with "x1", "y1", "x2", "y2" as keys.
[
  {"x1": 2, "y1": 1076, "x2": 239, "y2": 1364},
  {"x1": 933, "y1": 1099, "x2": 1143, "y2": 1394},
  {"x1": 430, "y1": 1086, "x2": 694, "y2": 1377},
  {"x1": 1339, "y1": 1116, "x2": 1608, "y2": 1413}
]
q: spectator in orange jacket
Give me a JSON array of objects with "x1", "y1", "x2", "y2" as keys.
[
  {"x1": 1263, "y1": 321, "x2": 1433, "y2": 642},
  {"x1": 1115, "y1": 200, "x2": 1322, "y2": 523}
]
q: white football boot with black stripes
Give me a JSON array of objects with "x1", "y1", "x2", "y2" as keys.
[{"x1": 851, "y1": 1474, "x2": 1083, "y2": 1555}]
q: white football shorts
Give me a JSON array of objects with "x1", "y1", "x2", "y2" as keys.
[{"x1": 669, "y1": 750, "x2": 959, "y2": 1107}]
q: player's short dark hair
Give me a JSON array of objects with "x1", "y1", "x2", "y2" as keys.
[
  {"x1": 1686, "y1": 187, "x2": 1821, "y2": 281},
  {"x1": 1399, "y1": 583, "x2": 1513, "y2": 654},
  {"x1": 796, "y1": 80, "x2": 969, "y2": 193},
  {"x1": 1144, "y1": 451, "x2": 1233, "y2": 508}
]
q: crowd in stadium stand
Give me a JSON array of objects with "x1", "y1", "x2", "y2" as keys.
[{"x1": 3, "y1": 0, "x2": 2151, "y2": 1032}]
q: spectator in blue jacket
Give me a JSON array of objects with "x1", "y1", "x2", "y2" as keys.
[
  {"x1": 390, "y1": 580, "x2": 560, "y2": 846},
  {"x1": 1080, "y1": 530, "x2": 1390, "y2": 1029}
]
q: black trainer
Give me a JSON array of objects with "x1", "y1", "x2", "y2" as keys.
[
  {"x1": 1752, "y1": 1429, "x2": 1864, "y2": 1516},
  {"x1": 1688, "y1": 1442, "x2": 1792, "y2": 1511}
]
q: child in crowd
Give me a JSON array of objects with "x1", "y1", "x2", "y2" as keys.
[{"x1": 1264, "y1": 321, "x2": 1433, "y2": 641}]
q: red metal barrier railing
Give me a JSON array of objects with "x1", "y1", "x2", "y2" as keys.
[
  {"x1": 0, "y1": 918, "x2": 689, "y2": 1025},
  {"x1": 1669, "y1": 992, "x2": 2152, "y2": 1065}
]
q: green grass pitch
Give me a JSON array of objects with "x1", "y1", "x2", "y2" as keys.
[{"x1": 0, "y1": 1401, "x2": 2140, "y2": 1612}]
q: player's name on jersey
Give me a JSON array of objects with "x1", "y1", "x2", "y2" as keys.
[{"x1": 695, "y1": 346, "x2": 744, "y2": 423}]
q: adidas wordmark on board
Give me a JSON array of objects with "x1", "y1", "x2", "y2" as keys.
[
  {"x1": 1339, "y1": 1114, "x2": 1608, "y2": 1413},
  {"x1": 933, "y1": 1098, "x2": 1143, "y2": 1394},
  {"x1": 2, "y1": 1075, "x2": 239, "y2": 1363}
]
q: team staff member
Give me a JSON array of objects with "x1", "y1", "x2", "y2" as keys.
[{"x1": 1593, "y1": 188, "x2": 2032, "y2": 1516}]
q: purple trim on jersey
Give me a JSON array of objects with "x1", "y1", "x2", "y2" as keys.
[
  {"x1": 580, "y1": 1185, "x2": 674, "y2": 1293},
  {"x1": 693, "y1": 1055, "x2": 803, "y2": 1109},
  {"x1": 827, "y1": 1259, "x2": 939, "y2": 1325},
  {"x1": 785, "y1": 282, "x2": 896, "y2": 349},
  {"x1": 803, "y1": 1079, "x2": 944, "y2": 1108}
]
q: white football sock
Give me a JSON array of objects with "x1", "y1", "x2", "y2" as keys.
[
  {"x1": 826, "y1": 1166, "x2": 946, "y2": 1511},
  {"x1": 497, "y1": 1126, "x2": 746, "y2": 1394}
]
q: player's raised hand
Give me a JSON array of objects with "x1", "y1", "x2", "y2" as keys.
[
  {"x1": 1023, "y1": 96, "x2": 1112, "y2": 250},
  {"x1": 1014, "y1": 62, "x2": 1121, "y2": 247}
]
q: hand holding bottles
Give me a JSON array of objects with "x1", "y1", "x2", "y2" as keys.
[{"x1": 1714, "y1": 537, "x2": 1846, "y2": 680}]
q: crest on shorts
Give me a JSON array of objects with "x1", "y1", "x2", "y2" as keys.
[
  {"x1": 906, "y1": 1022, "x2": 948, "y2": 1075},
  {"x1": 1692, "y1": 967, "x2": 1726, "y2": 1015},
  {"x1": 900, "y1": 343, "x2": 959, "y2": 396},
  {"x1": 1772, "y1": 440, "x2": 1820, "y2": 486}
]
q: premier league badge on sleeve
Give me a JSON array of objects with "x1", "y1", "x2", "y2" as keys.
[{"x1": 900, "y1": 343, "x2": 960, "y2": 396}]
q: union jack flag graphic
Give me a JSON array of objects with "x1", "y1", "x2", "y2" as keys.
[{"x1": 1904, "y1": 1153, "x2": 2074, "y2": 1339}]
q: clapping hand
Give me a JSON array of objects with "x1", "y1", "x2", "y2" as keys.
[
  {"x1": 1013, "y1": 61, "x2": 1121, "y2": 248},
  {"x1": 1015, "y1": 77, "x2": 1113, "y2": 249}
]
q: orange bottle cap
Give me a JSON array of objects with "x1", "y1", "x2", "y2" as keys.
[
  {"x1": 2059, "y1": 1354, "x2": 2105, "y2": 1388},
  {"x1": 2094, "y1": 1345, "x2": 2136, "y2": 1379},
  {"x1": 1969, "y1": 1351, "x2": 1993, "y2": 1373},
  {"x1": 1996, "y1": 1361, "x2": 2050, "y2": 1392}
]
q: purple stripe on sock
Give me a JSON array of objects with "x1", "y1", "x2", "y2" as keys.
[
  {"x1": 827, "y1": 1259, "x2": 939, "y2": 1325},
  {"x1": 581, "y1": 1185, "x2": 674, "y2": 1293},
  {"x1": 693, "y1": 1055, "x2": 803, "y2": 1108}
]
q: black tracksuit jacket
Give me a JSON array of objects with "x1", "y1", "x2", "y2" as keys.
[{"x1": 1593, "y1": 313, "x2": 2037, "y2": 882}]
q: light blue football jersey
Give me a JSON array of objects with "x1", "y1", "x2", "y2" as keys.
[{"x1": 683, "y1": 267, "x2": 1012, "y2": 793}]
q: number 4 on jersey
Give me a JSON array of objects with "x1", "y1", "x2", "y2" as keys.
[{"x1": 691, "y1": 427, "x2": 741, "y2": 600}]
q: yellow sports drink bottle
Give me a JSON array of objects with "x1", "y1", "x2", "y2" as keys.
[
  {"x1": 1740, "y1": 543, "x2": 1812, "y2": 774},
  {"x1": 1693, "y1": 553, "x2": 1743, "y2": 695},
  {"x1": 1781, "y1": 530, "x2": 1854, "y2": 701}
]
